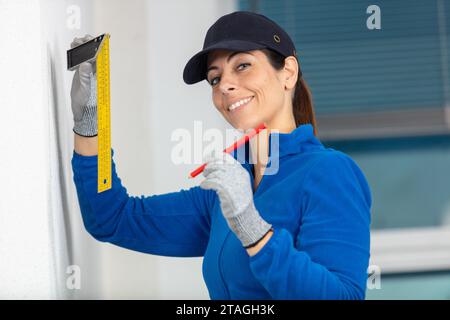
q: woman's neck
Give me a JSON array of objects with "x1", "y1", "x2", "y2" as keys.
[
  {"x1": 250, "y1": 130, "x2": 269, "y2": 175},
  {"x1": 250, "y1": 119, "x2": 296, "y2": 172}
]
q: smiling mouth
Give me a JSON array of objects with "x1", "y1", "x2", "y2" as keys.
[{"x1": 227, "y1": 96, "x2": 254, "y2": 114}]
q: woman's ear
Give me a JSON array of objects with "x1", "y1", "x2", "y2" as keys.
[{"x1": 283, "y1": 56, "x2": 298, "y2": 90}]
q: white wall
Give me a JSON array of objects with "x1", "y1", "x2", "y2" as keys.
[
  {"x1": 41, "y1": 0, "x2": 103, "y2": 299},
  {"x1": 0, "y1": 0, "x2": 238, "y2": 299},
  {"x1": 0, "y1": 0, "x2": 54, "y2": 299},
  {"x1": 87, "y1": 0, "x2": 237, "y2": 299}
]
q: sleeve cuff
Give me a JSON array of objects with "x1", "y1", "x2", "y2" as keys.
[
  {"x1": 72, "y1": 148, "x2": 115, "y2": 165},
  {"x1": 249, "y1": 227, "x2": 284, "y2": 261}
]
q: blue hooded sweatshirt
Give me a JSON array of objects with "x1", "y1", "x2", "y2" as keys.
[{"x1": 71, "y1": 124, "x2": 371, "y2": 299}]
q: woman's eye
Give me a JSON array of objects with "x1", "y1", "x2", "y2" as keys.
[
  {"x1": 209, "y1": 63, "x2": 251, "y2": 86},
  {"x1": 210, "y1": 77, "x2": 219, "y2": 86},
  {"x1": 237, "y1": 63, "x2": 250, "y2": 70}
]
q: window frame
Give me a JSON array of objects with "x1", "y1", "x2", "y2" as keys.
[{"x1": 370, "y1": 227, "x2": 450, "y2": 274}]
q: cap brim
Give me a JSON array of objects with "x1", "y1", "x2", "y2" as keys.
[{"x1": 183, "y1": 40, "x2": 267, "y2": 85}]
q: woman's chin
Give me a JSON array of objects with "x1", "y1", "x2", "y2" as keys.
[{"x1": 231, "y1": 119, "x2": 264, "y2": 132}]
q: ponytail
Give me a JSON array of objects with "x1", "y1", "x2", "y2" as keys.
[{"x1": 293, "y1": 76, "x2": 317, "y2": 136}]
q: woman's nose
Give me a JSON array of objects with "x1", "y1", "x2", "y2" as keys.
[{"x1": 219, "y1": 72, "x2": 237, "y2": 94}]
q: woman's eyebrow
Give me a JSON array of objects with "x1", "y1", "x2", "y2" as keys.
[{"x1": 206, "y1": 51, "x2": 252, "y2": 77}]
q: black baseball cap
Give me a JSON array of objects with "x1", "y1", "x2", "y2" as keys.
[{"x1": 183, "y1": 11, "x2": 298, "y2": 85}]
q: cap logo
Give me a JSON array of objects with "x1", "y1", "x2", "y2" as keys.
[{"x1": 273, "y1": 34, "x2": 281, "y2": 43}]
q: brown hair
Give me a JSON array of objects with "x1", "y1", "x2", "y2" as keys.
[{"x1": 261, "y1": 48, "x2": 318, "y2": 136}]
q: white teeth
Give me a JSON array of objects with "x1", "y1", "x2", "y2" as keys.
[{"x1": 228, "y1": 97, "x2": 253, "y2": 111}]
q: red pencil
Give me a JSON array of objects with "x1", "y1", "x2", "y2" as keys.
[{"x1": 188, "y1": 123, "x2": 267, "y2": 178}]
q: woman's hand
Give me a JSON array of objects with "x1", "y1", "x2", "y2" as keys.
[
  {"x1": 200, "y1": 151, "x2": 272, "y2": 249},
  {"x1": 70, "y1": 34, "x2": 98, "y2": 137}
]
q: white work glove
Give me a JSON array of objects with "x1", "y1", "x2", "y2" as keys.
[
  {"x1": 200, "y1": 151, "x2": 273, "y2": 248},
  {"x1": 70, "y1": 34, "x2": 98, "y2": 137}
]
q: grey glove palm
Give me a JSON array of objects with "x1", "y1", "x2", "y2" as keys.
[
  {"x1": 200, "y1": 151, "x2": 272, "y2": 248},
  {"x1": 70, "y1": 35, "x2": 98, "y2": 137}
]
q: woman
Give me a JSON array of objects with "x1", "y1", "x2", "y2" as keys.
[{"x1": 71, "y1": 11, "x2": 371, "y2": 299}]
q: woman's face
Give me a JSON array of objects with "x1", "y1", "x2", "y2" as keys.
[{"x1": 206, "y1": 49, "x2": 297, "y2": 131}]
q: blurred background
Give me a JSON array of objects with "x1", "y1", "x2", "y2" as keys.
[{"x1": 1, "y1": 0, "x2": 449, "y2": 299}]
